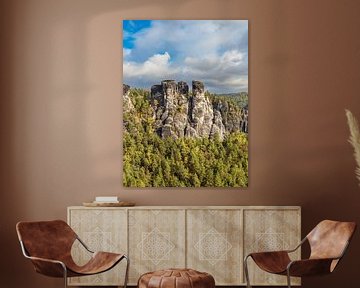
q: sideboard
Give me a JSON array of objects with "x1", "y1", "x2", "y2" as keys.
[{"x1": 67, "y1": 206, "x2": 301, "y2": 286}]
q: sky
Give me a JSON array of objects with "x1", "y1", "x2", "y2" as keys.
[{"x1": 123, "y1": 20, "x2": 248, "y2": 94}]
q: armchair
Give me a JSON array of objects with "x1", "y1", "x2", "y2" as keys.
[
  {"x1": 16, "y1": 220, "x2": 129, "y2": 288},
  {"x1": 244, "y1": 220, "x2": 356, "y2": 288}
]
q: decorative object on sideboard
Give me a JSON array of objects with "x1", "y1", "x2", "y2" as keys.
[
  {"x1": 94, "y1": 196, "x2": 119, "y2": 203},
  {"x1": 82, "y1": 196, "x2": 135, "y2": 207},
  {"x1": 83, "y1": 201, "x2": 135, "y2": 207},
  {"x1": 345, "y1": 109, "x2": 360, "y2": 185},
  {"x1": 244, "y1": 220, "x2": 357, "y2": 288}
]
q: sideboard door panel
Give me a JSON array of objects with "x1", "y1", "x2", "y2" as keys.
[
  {"x1": 243, "y1": 209, "x2": 301, "y2": 286},
  {"x1": 186, "y1": 209, "x2": 243, "y2": 285},
  {"x1": 68, "y1": 208, "x2": 127, "y2": 286},
  {"x1": 128, "y1": 209, "x2": 186, "y2": 284}
]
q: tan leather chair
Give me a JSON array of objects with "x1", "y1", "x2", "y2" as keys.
[
  {"x1": 244, "y1": 220, "x2": 356, "y2": 288},
  {"x1": 16, "y1": 220, "x2": 129, "y2": 288}
]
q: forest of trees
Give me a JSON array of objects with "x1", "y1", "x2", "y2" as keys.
[{"x1": 123, "y1": 88, "x2": 248, "y2": 187}]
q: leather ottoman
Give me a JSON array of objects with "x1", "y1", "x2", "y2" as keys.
[{"x1": 138, "y1": 268, "x2": 215, "y2": 288}]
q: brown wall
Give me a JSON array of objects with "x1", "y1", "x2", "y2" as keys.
[{"x1": 1, "y1": 0, "x2": 360, "y2": 287}]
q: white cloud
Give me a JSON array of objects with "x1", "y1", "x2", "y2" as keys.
[
  {"x1": 124, "y1": 52, "x2": 180, "y2": 87},
  {"x1": 128, "y1": 20, "x2": 247, "y2": 61},
  {"x1": 184, "y1": 50, "x2": 245, "y2": 72},
  {"x1": 221, "y1": 50, "x2": 245, "y2": 66},
  {"x1": 123, "y1": 20, "x2": 248, "y2": 93},
  {"x1": 183, "y1": 50, "x2": 248, "y2": 92}
]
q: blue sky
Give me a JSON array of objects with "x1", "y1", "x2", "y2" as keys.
[
  {"x1": 123, "y1": 20, "x2": 151, "y2": 49},
  {"x1": 123, "y1": 20, "x2": 248, "y2": 93}
]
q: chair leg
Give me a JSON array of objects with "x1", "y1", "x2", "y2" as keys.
[
  {"x1": 244, "y1": 255, "x2": 252, "y2": 288},
  {"x1": 123, "y1": 255, "x2": 130, "y2": 288},
  {"x1": 62, "y1": 264, "x2": 68, "y2": 288},
  {"x1": 286, "y1": 269, "x2": 291, "y2": 288}
]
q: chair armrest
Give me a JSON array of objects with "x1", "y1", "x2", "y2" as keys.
[
  {"x1": 245, "y1": 237, "x2": 305, "y2": 259},
  {"x1": 76, "y1": 236, "x2": 94, "y2": 253},
  {"x1": 26, "y1": 255, "x2": 67, "y2": 278},
  {"x1": 286, "y1": 237, "x2": 307, "y2": 253},
  {"x1": 245, "y1": 237, "x2": 306, "y2": 259},
  {"x1": 19, "y1": 240, "x2": 67, "y2": 277},
  {"x1": 248, "y1": 250, "x2": 289, "y2": 255},
  {"x1": 287, "y1": 258, "x2": 336, "y2": 277},
  {"x1": 26, "y1": 255, "x2": 65, "y2": 265}
]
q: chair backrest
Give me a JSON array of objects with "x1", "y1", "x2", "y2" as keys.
[
  {"x1": 16, "y1": 220, "x2": 77, "y2": 261},
  {"x1": 307, "y1": 220, "x2": 356, "y2": 261}
]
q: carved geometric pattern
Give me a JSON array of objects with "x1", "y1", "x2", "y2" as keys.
[
  {"x1": 83, "y1": 227, "x2": 113, "y2": 252},
  {"x1": 138, "y1": 228, "x2": 175, "y2": 265},
  {"x1": 208, "y1": 210, "x2": 218, "y2": 215},
  {"x1": 128, "y1": 214, "x2": 137, "y2": 227},
  {"x1": 252, "y1": 228, "x2": 287, "y2": 252},
  {"x1": 194, "y1": 227, "x2": 232, "y2": 265}
]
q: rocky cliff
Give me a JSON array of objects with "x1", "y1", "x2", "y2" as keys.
[
  {"x1": 123, "y1": 84, "x2": 133, "y2": 112},
  {"x1": 123, "y1": 81, "x2": 248, "y2": 140}
]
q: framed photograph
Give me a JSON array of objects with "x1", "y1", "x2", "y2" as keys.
[{"x1": 123, "y1": 20, "x2": 248, "y2": 187}]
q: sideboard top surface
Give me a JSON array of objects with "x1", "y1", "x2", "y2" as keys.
[{"x1": 68, "y1": 205, "x2": 301, "y2": 210}]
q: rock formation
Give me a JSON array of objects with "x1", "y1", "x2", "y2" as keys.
[
  {"x1": 150, "y1": 80, "x2": 189, "y2": 138},
  {"x1": 123, "y1": 84, "x2": 134, "y2": 112},
  {"x1": 150, "y1": 80, "x2": 248, "y2": 139},
  {"x1": 187, "y1": 81, "x2": 215, "y2": 138},
  {"x1": 124, "y1": 80, "x2": 248, "y2": 140}
]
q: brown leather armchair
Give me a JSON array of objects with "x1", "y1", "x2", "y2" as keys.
[
  {"x1": 16, "y1": 220, "x2": 129, "y2": 288},
  {"x1": 244, "y1": 220, "x2": 356, "y2": 288}
]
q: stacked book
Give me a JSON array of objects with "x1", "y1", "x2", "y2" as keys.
[
  {"x1": 83, "y1": 196, "x2": 135, "y2": 207},
  {"x1": 93, "y1": 196, "x2": 119, "y2": 204}
]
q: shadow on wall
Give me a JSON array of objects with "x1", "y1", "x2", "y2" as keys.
[{"x1": 1, "y1": 1, "x2": 198, "y2": 288}]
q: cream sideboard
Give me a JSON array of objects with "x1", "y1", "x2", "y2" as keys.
[{"x1": 67, "y1": 206, "x2": 301, "y2": 286}]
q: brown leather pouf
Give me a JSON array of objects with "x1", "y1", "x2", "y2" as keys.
[{"x1": 138, "y1": 268, "x2": 215, "y2": 288}]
